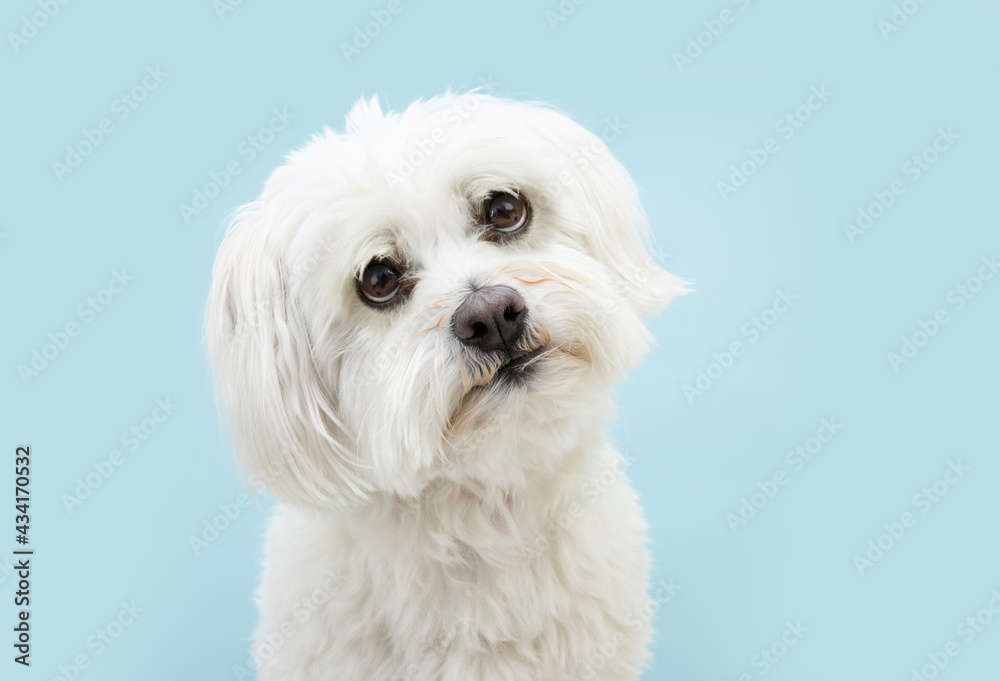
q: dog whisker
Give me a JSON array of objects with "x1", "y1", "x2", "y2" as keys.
[
  {"x1": 415, "y1": 311, "x2": 448, "y2": 337},
  {"x1": 453, "y1": 345, "x2": 473, "y2": 394}
]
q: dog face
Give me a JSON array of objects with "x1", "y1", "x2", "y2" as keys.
[{"x1": 206, "y1": 94, "x2": 685, "y2": 510}]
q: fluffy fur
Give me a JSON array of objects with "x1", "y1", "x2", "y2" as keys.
[{"x1": 206, "y1": 93, "x2": 686, "y2": 681}]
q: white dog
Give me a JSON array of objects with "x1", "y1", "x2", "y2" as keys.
[{"x1": 206, "y1": 93, "x2": 686, "y2": 681}]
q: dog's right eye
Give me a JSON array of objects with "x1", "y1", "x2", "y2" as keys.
[{"x1": 358, "y1": 260, "x2": 403, "y2": 307}]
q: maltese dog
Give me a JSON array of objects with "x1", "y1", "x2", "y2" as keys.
[{"x1": 206, "y1": 93, "x2": 685, "y2": 681}]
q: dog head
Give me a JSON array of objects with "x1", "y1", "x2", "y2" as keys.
[{"x1": 206, "y1": 93, "x2": 686, "y2": 510}]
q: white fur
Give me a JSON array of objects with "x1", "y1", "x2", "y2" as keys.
[{"x1": 206, "y1": 93, "x2": 686, "y2": 681}]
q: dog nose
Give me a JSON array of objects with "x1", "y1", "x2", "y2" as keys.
[{"x1": 453, "y1": 285, "x2": 527, "y2": 352}]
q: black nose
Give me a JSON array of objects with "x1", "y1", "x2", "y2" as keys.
[{"x1": 453, "y1": 285, "x2": 527, "y2": 353}]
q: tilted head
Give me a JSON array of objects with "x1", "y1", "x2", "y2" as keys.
[{"x1": 206, "y1": 93, "x2": 686, "y2": 510}]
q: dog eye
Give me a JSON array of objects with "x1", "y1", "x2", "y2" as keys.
[
  {"x1": 483, "y1": 192, "x2": 530, "y2": 236},
  {"x1": 358, "y1": 260, "x2": 403, "y2": 306}
]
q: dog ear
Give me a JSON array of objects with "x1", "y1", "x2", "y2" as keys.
[
  {"x1": 205, "y1": 205, "x2": 372, "y2": 510},
  {"x1": 573, "y1": 137, "x2": 689, "y2": 316}
]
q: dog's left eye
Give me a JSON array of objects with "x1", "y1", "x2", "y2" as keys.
[
  {"x1": 358, "y1": 260, "x2": 403, "y2": 306},
  {"x1": 482, "y1": 192, "x2": 530, "y2": 237}
]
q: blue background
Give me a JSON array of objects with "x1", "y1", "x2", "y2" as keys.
[{"x1": 2, "y1": 0, "x2": 998, "y2": 679}]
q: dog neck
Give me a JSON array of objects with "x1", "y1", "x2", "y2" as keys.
[{"x1": 340, "y1": 404, "x2": 619, "y2": 571}]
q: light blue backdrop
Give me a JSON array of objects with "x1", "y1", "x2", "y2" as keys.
[{"x1": 2, "y1": 0, "x2": 998, "y2": 679}]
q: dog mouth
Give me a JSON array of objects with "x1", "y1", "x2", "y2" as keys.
[
  {"x1": 493, "y1": 347, "x2": 545, "y2": 384},
  {"x1": 444, "y1": 345, "x2": 551, "y2": 438},
  {"x1": 451, "y1": 342, "x2": 551, "y2": 403}
]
